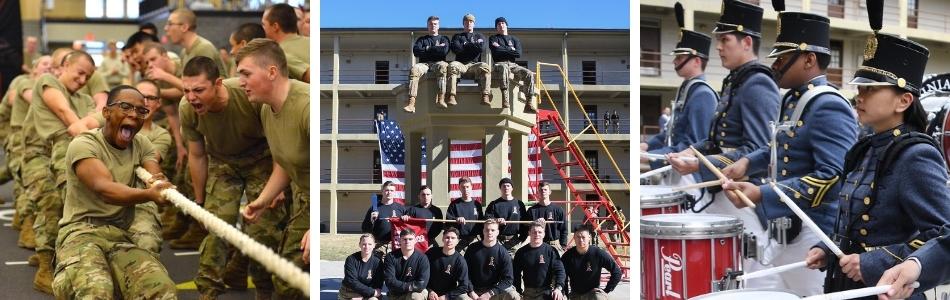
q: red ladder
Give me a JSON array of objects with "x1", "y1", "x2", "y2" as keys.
[{"x1": 534, "y1": 109, "x2": 630, "y2": 280}]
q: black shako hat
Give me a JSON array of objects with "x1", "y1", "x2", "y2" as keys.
[
  {"x1": 712, "y1": 0, "x2": 764, "y2": 38},
  {"x1": 850, "y1": 0, "x2": 929, "y2": 94},
  {"x1": 670, "y1": 2, "x2": 712, "y2": 59},
  {"x1": 768, "y1": 0, "x2": 831, "y2": 58}
]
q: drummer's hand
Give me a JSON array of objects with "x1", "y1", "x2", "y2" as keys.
[
  {"x1": 722, "y1": 157, "x2": 750, "y2": 179},
  {"x1": 805, "y1": 247, "x2": 827, "y2": 269},
  {"x1": 840, "y1": 253, "x2": 864, "y2": 282},
  {"x1": 668, "y1": 153, "x2": 699, "y2": 175},
  {"x1": 721, "y1": 180, "x2": 760, "y2": 208},
  {"x1": 640, "y1": 142, "x2": 649, "y2": 152},
  {"x1": 401, "y1": 215, "x2": 411, "y2": 221},
  {"x1": 457, "y1": 217, "x2": 466, "y2": 225},
  {"x1": 877, "y1": 259, "x2": 921, "y2": 300}
]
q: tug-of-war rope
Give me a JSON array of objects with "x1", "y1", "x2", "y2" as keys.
[{"x1": 135, "y1": 168, "x2": 311, "y2": 297}]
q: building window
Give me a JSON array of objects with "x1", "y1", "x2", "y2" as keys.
[
  {"x1": 583, "y1": 105, "x2": 597, "y2": 134},
  {"x1": 86, "y1": 0, "x2": 139, "y2": 19},
  {"x1": 641, "y1": 94, "x2": 662, "y2": 135},
  {"x1": 584, "y1": 150, "x2": 599, "y2": 177},
  {"x1": 373, "y1": 150, "x2": 382, "y2": 184},
  {"x1": 375, "y1": 61, "x2": 389, "y2": 84},
  {"x1": 582, "y1": 61, "x2": 597, "y2": 85},
  {"x1": 373, "y1": 105, "x2": 388, "y2": 133},
  {"x1": 640, "y1": 19, "x2": 661, "y2": 76},
  {"x1": 828, "y1": 0, "x2": 845, "y2": 18},
  {"x1": 828, "y1": 40, "x2": 844, "y2": 87}
]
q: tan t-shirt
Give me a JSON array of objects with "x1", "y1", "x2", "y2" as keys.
[
  {"x1": 179, "y1": 77, "x2": 269, "y2": 165},
  {"x1": 78, "y1": 71, "x2": 110, "y2": 98},
  {"x1": 181, "y1": 35, "x2": 226, "y2": 78},
  {"x1": 279, "y1": 34, "x2": 310, "y2": 82},
  {"x1": 261, "y1": 80, "x2": 310, "y2": 193},
  {"x1": 60, "y1": 129, "x2": 157, "y2": 227},
  {"x1": 140, "y1": 125, "x2": 172, "y2": 163},
  {"x1": 7, "y1": 74, "x2": 31, "y2": 128},
  {"x1": 26, "y1": 74, "x2": 96, "y2": 142}
]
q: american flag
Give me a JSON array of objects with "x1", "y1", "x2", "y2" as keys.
[{"x1": 376, "y1": 120, "x2": 542, "y2": 204}]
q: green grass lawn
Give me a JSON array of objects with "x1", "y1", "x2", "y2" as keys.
[{"x1": 318, "y1": 233, "x2": 362, "y2": 261}]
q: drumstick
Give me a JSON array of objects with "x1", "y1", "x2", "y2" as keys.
[
  {"x1": 802, "y1": 282, "x2": 920, "y2": 300},
  {"x1": 689, "y1": 146, "x2": 756, "y2": 208},
  {"x1": 641, "y1": 152, "x2": 698, "y2": 162},
  {"x1": 736, "y1": 261, "x2": 806, "y2": 281},
  {"x1": 769, "y1": 182, "x2": 845, "y2": 258},
  {"x1": 671, "y1": 179, "x2": 723, "y2": 191},
  {"x1": 640, "y1": 165, "x2": 672, "y2": 179},
  {"x1": 389, "y1": 217, "x2": 563, "y2": 224}
]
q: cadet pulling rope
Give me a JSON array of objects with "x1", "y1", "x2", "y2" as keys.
[{"x1": 134, "y1": 167, "x2": 311, "y2": 297}]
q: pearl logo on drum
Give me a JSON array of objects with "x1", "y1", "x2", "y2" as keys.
[{"x1": 660, "y1": 246, "x2": 684, "y2": 299}]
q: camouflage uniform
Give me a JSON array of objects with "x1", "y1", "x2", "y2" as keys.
[
  {"x1": 129, "y1": 202, "x2": 162, "y2": 256},
  {"x1": 195, "y1": 156, "x2": 287, "y2": 296},
  {"x1": 6, "y1": 130, "x2": 30, "y2": 220},
  {"x1": 27, "y1": 146, "x2": 58, "y2": 253},
  {"x1": 0, "y1": 102, "x2": 12, "y2": 186},
  {"x1": 52, "y1": 222, "x2": 176, "y2": 299},
  {"x1": 34, "y1": 133, "x2": 71, "y2": 253},
  {"x1": 274, "y1": 188, "x2": 309, "y2": 299}
]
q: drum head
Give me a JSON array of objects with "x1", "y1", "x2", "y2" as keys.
[
  {"x1": 640, "y1": 214, "x2": 743, "y2": 239},
  {"x1": 640, "y1": 185, "x2": 686, "y2": 208},
  {"x1": 690, "y1": 288, "x2": 800, "y2": 300}
]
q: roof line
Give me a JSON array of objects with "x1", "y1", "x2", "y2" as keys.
[{"x1": 320, "y1": 27, "x2": 629, "y2": 32}]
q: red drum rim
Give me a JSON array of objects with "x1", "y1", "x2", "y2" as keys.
[
  {"x1": 640, "y1": 214, "x2": 744, "y2": 239},
  {"x1": 689, "y1": 288, "x2": 800, "y2": 299}
]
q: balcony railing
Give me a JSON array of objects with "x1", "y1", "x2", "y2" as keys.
[
  {"x1": 321, "y1": 68, "x2": 631, "y2": 85},
  {"x1": 320, "y1": 168, "x2": 631, "y2": 184},
  {"x1": 640, "y1": 51, "x2": 662, "y2": 77},
  {"x1": 567, "y1": 118, "x2": 631, "y2": 134},
  {"x1": 320, "y1": 118, "x2": 630, "y2": 135}
]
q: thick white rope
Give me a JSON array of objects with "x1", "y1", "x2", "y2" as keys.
[{"x1": 135, "y1": 168, "x2": 310, "y2": 296}]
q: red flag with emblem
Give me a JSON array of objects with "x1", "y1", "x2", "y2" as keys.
[{"x1": 389, "y1": 217, "x2": 429, "y2": 252}]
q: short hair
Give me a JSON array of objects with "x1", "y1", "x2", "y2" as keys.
[
  {"x1": 32, "y1": 55, "x2": 51, "y2": 68},
  {"x1": 399, "y1": 228, "x2": 416, "y2": 238},
  {"x1": 381, "y1": 181, "x2": 395, "y2": 190},
  {"x1": 427, "y1": 16, "x2": 440, "y2": 23},
  {"x1": 574, "y1": 224, "x2": 594, "y2": 236},
  {"x1": 173, "y1": 8, "x2": 197, "y2": 31},
  {"x1": 52, "y1": 48, "x2": 72, "y2": 66},
  {"x1": 139, "y1": 23, "x2": 158, "y2": 33},
  {"x1": 135, "y1": 79, "x2": 160, "y2": 93},
  {"x1": 442, "y1": 227, "x2": 460, "y2": 238},
  {"x1": 725, "y1": 32, "x2": 760, "y2": 55},
  {"x1": 106, "y1": 85, "x2": 143, "y2": 106},
  {"x1": 141, "y1": 42, "x2": 167, "y2": 56},
  {"x1": 234, "y1": 38, "x2": 289, "y2": 77},
  {"x1": 358, "y1": 233, "x2": 375, "y2": 244},
  {"x1": 537, "y1": 180, "x2": 550, "y2": 189},
  {"x1": 124, "y1": 31, "x2": 159, "y2": 51},
  {"x1": 419, "y1": 185, "x2": 429, "y2": 191},
  {"x1": 182, "y1": 56, "x2": 221, "y2": 82},
  {"x1": 815, "y1": 52, "x2": 831, "y2": 71},
  {"x1": 64, "y1": 50, "x2": 94, "y2": 67},
  {"x1": 232, "y1": 23, "x2": 266, "y2": 44},
  {"x1": 458, "y1": 177, "x2": 472, "y2": 185},
  {"x1": 484, "y1": 218, "x2": 499, "y2": 228},
  {"x1": 265, "y1": 3, "x2": 298, "y2": 34},
  {"x1": 498, "y1": 178, "x2": 512, "y2": 186},
  {"x1": 529, "y1": 220, "x2": 545, "y2": 232}
]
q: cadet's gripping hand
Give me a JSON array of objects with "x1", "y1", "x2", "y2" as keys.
[
  {"x1": 721, "y1": 180, "x2": 761, "y2": 208},
  {"x1": 722, "y1": 157, "x2": 750, "y2": 179},
  {"x1": 242, "y1": 198, "x2": 270, "y2": 223},
  {"x1": 877, "y1": 259, "x2": 921, "y2": 300},
  {"x1": 805, "y1": 247, "x2": 827, "y2": 269},
  {"x1": 839, "y1": 254, "x2": 863, "y2": 282},
  {"x1": 301, "y1": 229, "x2": 311, "y2": 264},
  {"x1": 147, "y1": 180, "x2": 174, "y2": 205}
]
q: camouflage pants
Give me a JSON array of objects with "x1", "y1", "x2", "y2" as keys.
[
  {"x1": 409, "y1": 61, "x2": 448, "y2": 97},
  {"x1": 6, "y1": 130, "x2": 32, "y2": 218},
  {"x1": 34, "y1": 134, "x2": 71, "y2": 252},
  {"x1": 0, "y1": 122, "x2": 11, "y2": 185},
  {"x1": 448, "y1": 61, "x2": 491, "y2": 96},
  {"x1": 53, "y1": 222, "x2": 176, "y2": 299},
  {"x1": 494, "y1": 62, "x2": 537, "y2": 100},
  {"x1": 26, "y1": 152, "x2": 59, "y2": 252},
  {"x1": 473, "y1": 287, "x2": 521, "y2": 300},
  {"x1": 195, "y1": 158, "x2": 286, "y2": 296},
  {"x1": 129, "y1": 202, "x2": 162, "y2": 257},
  {"x1": 274, "y1": 188, "x2": 310, "y2": 299},
  {"x1": 567, "y1": 289, "x2": 607, "y2": 300},
  {"x1": 338, "y1": 284, "x2": 380, "y2": 300}
]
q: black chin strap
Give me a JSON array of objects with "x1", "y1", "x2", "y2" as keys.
[
  {"x1": 674, "y1": 54, "x2": 697, "y2": 72},
  {"x1": 773, "y1": 51, "x2": 802, "y2": 82}
]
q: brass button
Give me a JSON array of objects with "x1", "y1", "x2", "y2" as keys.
[
  {"x1": 795, "y1": 92, "x2": 801, "y2": 97},
  {"x1": 808, "y1": 84, "x2": 815, "y2": 90},
  {"x1": 784, "y1": 144, "x2": 789, "y2": 150},
  {"x1": 721, "y1": 132, "x2": 726, "y2": 137},
  {"x1": 863, "y1": 197, "x2": 871, "y2": 205},
  {"x1": 720, "y1": 141, "x2": 725, "y2": 146},
  {"x1": 862, "y1": 214, "x2": 870, "y2": 221},
  {"x1": 787, "y1": 103, "x2": 795, "y2": 109},
  {"x1": 789, "y1": 131, "x2": 796, "y2": 138},
  {"x1": 860, "y1": 228, "x2": 868, "y2": 236},
  {"x1": 722, "y1": 123, "x2": 727, "y2": 128},
  {"x1": 797, "y1": 121, "x2": 804, "y2": 126},
  {"x1": 781, "y1": 170, "x2": 788, "y2": 176},
  {"x1": 893, "y1": 129, "x2": 901, "y2": 136},
  {"x1": 807, "y1": 188, "x2": 815, "y2": 194},
  {"x1": 783, "y1": 116, "x2": 790, "y2": 121},
  {"x1": 723, "y1": 113, "x2": 727, "y2": 117},
  {"x1": 871, "y1": 182, "x2": 875, "y2": 189},
  {"x1": 794, "y1": 192, "x2": 802, "y2": 199},
  {"x1": 783, "y1": 157, "x2": 789, "y2": 163}
]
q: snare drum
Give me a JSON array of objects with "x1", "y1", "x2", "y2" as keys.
[
  {"x1": 690, "y1": 288, "x2": 800, "y2": 300},
  {"x1": 640, "y1": 185, "x2": 685, "y2": 216},
  {"x1": 641, "y1": 214, "x2": 744, "y2": 300}
]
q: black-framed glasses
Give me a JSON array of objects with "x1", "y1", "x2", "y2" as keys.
[
  {"x1": 143, "y1": 95, "x2": 161, "y2": 102},
  {"x1": 109, "y1": 101, "x2": 150, "y2": 119}
]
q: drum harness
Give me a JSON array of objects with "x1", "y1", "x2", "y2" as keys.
[{"x1": 667, "y1": 78, "x2": 719, "y2": 212}]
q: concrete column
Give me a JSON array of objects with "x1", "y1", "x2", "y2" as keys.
[
  {"x1": 330, "y1": 35, "x2": 341, "y2": 234},
  {"x1": 561, "y1": 33, "x2": 572, "y2": 232},
  {"x1": 898, "y1": 0, "x2": 909, "y2": 32},
  {"x1": 405, "y1": 131, "x2": 423, "y2": 205},
  {"x1": 427, "y1": 128, "x2": 451, "y2": 207},
  {"x1": 484, "y1": 127, "x2": 509, "y2": 202},
  {"x1": 511, "y1": 132, "x2": 529, "y2": 201}
]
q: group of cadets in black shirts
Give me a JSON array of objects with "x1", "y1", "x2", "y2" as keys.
[{"x1": 349, "y1": 178, "x2": 622, "y2": 300}]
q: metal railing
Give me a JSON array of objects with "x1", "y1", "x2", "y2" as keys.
[
  {"x1": 321, "y1": 68, "x2": 631, "y2": 85},
  {"x1": 320, "y1": 168, "x2": 631, "y2": 185},
  {"x1": 319, "y1": 119, "x2": 381, "y2": 134},
  {"x1": 567, "y1": 118, "x2": 631, "y2": 134}
]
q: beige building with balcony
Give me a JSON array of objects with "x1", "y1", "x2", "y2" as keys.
[
  {"x1": 320, "y1": 28, "x2": 632, "y2": 234},
  {"x1": 640, "y1": 0, "x2": 950, "y2": 133}
]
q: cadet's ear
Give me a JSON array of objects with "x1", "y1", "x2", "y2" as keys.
[{"x1": 895, "y1": 90, "x2": 914, "y2": 113}]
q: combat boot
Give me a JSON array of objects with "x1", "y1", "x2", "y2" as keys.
[
  {"x1": 169, "y1": 222, "x2": 208, "y2": 250},
  {"x1": 524, "y1": 95, "x2": 538, "y2": 113},
  {"x1": 447, "y1": 94, "x2": 458, "y2": 106},
  {"x1": 33, "y1": 251, "x2": 53, "y2": 294},
  {"x1": 403, "y1": 96, "x2": 416, "y2": 113},
  {"x1": 17, "y1": 215, "x2": 36, "y2": 249},
  {"x1": 481, "y1": 93, "x2": 492, "y2": 105},
  {"x1": 28, "y1": 253, "x2": 39, "y2": 267},
  {"x1": 11, "y1": 211, "x2": 20, "y2": 230},
  {"x1": 435, "y1": 94, "x2": 448, "y2": 108},
  {"x1": 223, "y1": 251, "x2": 249, "y2": 290}
]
